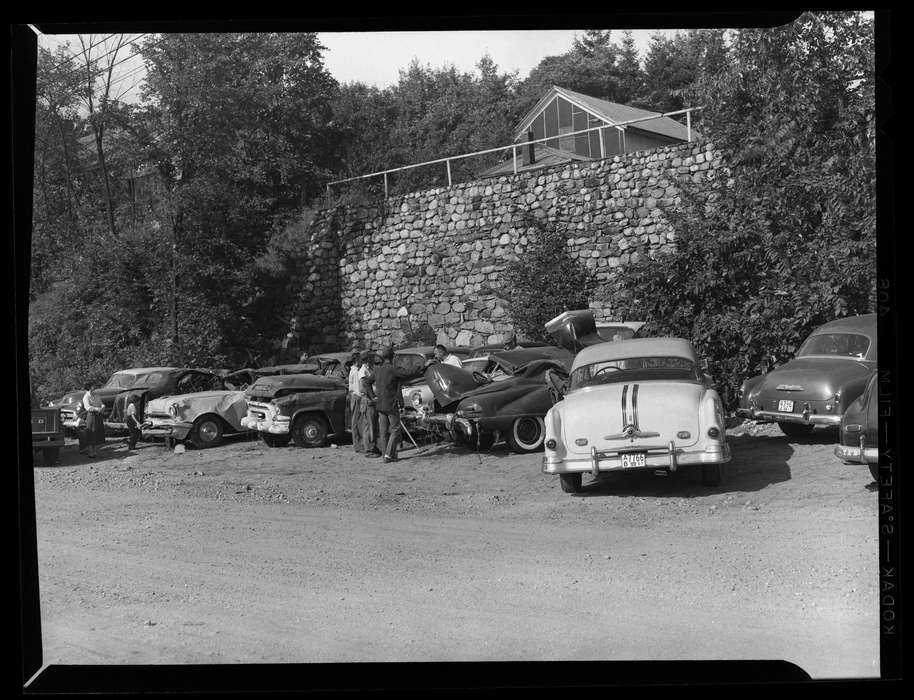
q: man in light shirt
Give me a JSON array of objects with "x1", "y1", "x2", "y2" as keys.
[
  {"x1": 346, "y1": 351, "x2": 361, "y2": 443},
  {"x1": 433, "y1": 344, "x2": 463, "y2": 368}
]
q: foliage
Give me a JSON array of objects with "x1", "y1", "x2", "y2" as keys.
[
  {"x1": 500, "y1": 219, "x2": 598, "y2": 342},
  {"x1": 613, "y1": 12, "x2": 876, "y2": 407}
]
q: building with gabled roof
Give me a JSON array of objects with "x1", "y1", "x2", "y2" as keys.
[{"x1": 480, "y1": 85, "x2": 696, "y2": 177}]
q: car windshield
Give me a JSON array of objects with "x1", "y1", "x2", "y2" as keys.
[
  {"x1": 596, "y1": 326, "x2": 637, "y2": 342},
  {"x1": 569, "y1": 356, "x2": 701, "y2": 390},
  {"x1": 103, "y1": 372, "x2": 139, "y2": 389},
  {"x1": 394, "y1": 354, "x2": 427, "y2": 375},
  {"x1": 797, "y1": 332, "x2": 870, "y2": 359},
  {"x1": 131, "y1": 372, "x2": 167, "y2": 388}
]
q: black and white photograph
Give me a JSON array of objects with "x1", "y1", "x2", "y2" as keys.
[{"x1": 15, "y1": 12, "x2": 898, "y2": 690}]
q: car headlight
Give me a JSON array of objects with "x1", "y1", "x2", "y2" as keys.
[
  {"x1": 457, "y1": 403, "x2": 483, "y2": 417},
  {"x1": 168, "y1": 403, "x2": 178, "y2": 418}
]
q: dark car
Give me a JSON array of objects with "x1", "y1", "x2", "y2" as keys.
[
  {"x1": 59, "y1": 367, "x2": 180, "y2": 426},
  {"x1": 423, "y1": 355, "x2": 573, "y2": 453},
  {"x1": 107, "y1": 367, "x2": 233, "y2": 428},
  {"x1": 467, "y1": 341, "x2": 552, "y2": 358},
  {"x1": 241, "y1": 373, "x2": 347, "y2": 448},
  {"x1": 834, "y1": 372, "x2": 879, "y2": 482},
  {"x1": 737, "y1": 314, "x2": 877, "y2": 438}
]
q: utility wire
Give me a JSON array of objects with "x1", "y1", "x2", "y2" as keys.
[{"x1": 41, "y1": 33, "x2": 121, "y2": 74}]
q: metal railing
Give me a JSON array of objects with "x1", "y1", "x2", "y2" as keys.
[{"x1": 325, "y1": 106, "x2": 703, "y2": 205}]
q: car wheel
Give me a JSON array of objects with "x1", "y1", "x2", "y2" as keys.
[
  {"x1": 869, "y1": 463, "x2": 879, "y2": 483},
  {"x1": 777, "y1": 422, "x2": 815, "y2": 439},
  {"x1": 292, "y1": 413, "x2": 329, "y2": 448},
  {"x1": 506, "y1": 416, "x2": 546, "y2": 453},
  {"x1": 261, "y1": 433, "x2": 291, "y2": 448},
  {"x1": 701, "y1": 463, "x2": 721, "y2": 487},
  {"x1": 42, "y1": 447, "x2": 59, "y2": 466},
  {"x1": 191, "y1": 415, "x2": 224, "y2": 449},
  {"x1": 560, "y1": 473, "x2": 582, "y2": 494}
]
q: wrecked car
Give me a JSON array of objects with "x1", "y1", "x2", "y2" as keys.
[
  {"x1": 107, "y1": 368, "x2": 239, "y2": 430},
  {"x1": 737, "y1": 314, "x2": 877, "y2": 439},
  {"x1": 59, "y1": 367, "x2": 180, "y2": 426},
  {"x1": 312, "y1": 352, "x2": 356, "y2": 381},
  {"x1": 240, "y1": 373, "x2": 347, "y2": 448},
  {"x1": 396, "y1": 346, "x2": 473, "y2": 420},
  {"x1": 422, "y1": 355, "x2": 573, "y2": 453},
  {"x1": 542, "y1": 337, "x2": 731, "y2": 494},
  {"x1": 142, "y1": 389, "x2": 252, "y2": 449}
]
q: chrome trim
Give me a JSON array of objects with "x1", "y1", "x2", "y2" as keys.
[{"x1": 746, "y1": 410, "x2": 841, "y2": 426}]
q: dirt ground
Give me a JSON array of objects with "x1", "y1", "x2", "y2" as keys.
[{"x1": 30, "y1": 421, "x2": 880, "y2": 680}]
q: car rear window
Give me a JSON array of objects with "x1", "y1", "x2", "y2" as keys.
[
  {"x1": 797, "y1": 333, "x2": 870, "y2": 359},
  {"x1": 570, "y1": 356, "x2": 701, "y2": 390}
]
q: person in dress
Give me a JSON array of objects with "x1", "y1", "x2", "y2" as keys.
[{"x1": 81, "y1": 386, "x2": 106, "y2": 458}]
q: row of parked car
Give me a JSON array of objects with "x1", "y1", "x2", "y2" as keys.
[{"x1": 35, "y1": 312, "x2": 879, "y2": 491}]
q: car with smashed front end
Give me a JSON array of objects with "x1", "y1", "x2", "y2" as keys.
[
  {"x1": 107, "y1": 367, "x2": 233, "y2": 431},
  {"x1": 542, "y1": 337, "x2": 730, "y2": 494},
  {"x1": 142, "y1": 389, "x2": 253, "y2": 449},
  {"x1": 422, "y1": 350, "x2": 574, "y2": 454},
  {"x1": 240, "y1": 373, "x2": 347, "y2": 448},
  {"x1": 737, "y1": 314, "x2": 877, "y2": 439}
]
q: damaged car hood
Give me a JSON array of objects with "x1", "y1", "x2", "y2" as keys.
[
  {"x1": 247, "y1": 373, "x2": 346, "y2": 401},
  {"x1": 146, "y1": 390, "x2": 250, "y2": 432},
  {"x1": 425, "y1": 359, "x2": 569, "y2": 407}
]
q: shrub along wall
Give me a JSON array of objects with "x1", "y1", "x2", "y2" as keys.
[{"x1": 297, "y1": 140, "x2": 725, "y2": 351}]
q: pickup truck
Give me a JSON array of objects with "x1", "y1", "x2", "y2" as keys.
[{"x1": 32, "y1": 404, "x2": 65, "y2": 466}]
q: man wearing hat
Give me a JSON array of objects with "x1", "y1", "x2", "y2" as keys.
[{"x1": 370, "y1": 346, "x2": 422, "y2": 462}]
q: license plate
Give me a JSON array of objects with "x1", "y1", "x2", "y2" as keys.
[
  {"x1": 621, "y1": 452, "x2": 647, "y2": 469},
  {"x1": 778, "y1": 400, "x2": 794, "y2": 412}
]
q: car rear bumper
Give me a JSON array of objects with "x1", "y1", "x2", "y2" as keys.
[
  {"x1": 543, "y1": 441, "x2": 730, "y2": 475},
  {"x1": 736, "y1": 408, "x2": 841, "y2": 426}
]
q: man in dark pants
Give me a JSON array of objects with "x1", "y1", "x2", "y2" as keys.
[{"x1": 371, "y1": 346, "x2": 420, "y2": 463}]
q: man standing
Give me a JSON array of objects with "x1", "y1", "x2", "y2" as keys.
[
  {"x1": 346, "y1": 351, "x2": 362, "y2": 445},
  {"x1": 372, "y1": 346, "x2": 421, "y2": 463},
  {"x1": 359, "y1": 351, "x2": 382, "y2": 457},
  {"x1": 433, "y1": 344, "x2": 463, "y2": 368}
]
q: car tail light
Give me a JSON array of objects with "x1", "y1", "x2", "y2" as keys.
[
  {"x1": 545, "y1": 439, "x2": 557, "y2": 450},
  {"x1": 844, "y1": 424, "x2": 862, "y2": 433},
  {"x1": 707, "y1": 427, "x2": 721, "y2": 439},
  {"x1": 677, "y1": 431, "x2": 691, "y2": 440}
]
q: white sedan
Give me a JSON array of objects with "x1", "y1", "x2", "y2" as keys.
[{"x1": 542, "y1": 337, "x2": 730, "y2": 494}]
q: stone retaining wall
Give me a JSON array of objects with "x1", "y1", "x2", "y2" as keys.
[{"x1": 298, "y1": 140, "x2": 724, "y2": 351}]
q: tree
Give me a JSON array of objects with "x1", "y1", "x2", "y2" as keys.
[
  {"x1": 137, "y1": 32, "x2": 340, "y2": 366},
  {"x1": 614, "y1": 31, "x2": 645, "y2": 105},
  {"x1": 614, "y1": 12, "x2": 876, "y2": 406},
  {"x1": 500, "y1": 218, "x2": 598, "y2": 341}
]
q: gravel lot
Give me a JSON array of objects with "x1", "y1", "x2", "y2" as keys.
[{"x1": 31, "y1": 422, "x2": 879, "y2": 679}]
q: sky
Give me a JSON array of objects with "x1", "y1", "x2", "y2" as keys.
[{"x1": 33, "y1": 28, "x2": 680, "y2": 102}]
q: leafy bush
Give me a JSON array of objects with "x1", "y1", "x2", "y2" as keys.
[
  {"x1": 614, "y1": 13, "x2": 876, "y2": 408},
  {"x1": 500, "y1": 218, "x2": 598, "y2": 342}
]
